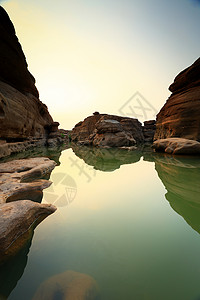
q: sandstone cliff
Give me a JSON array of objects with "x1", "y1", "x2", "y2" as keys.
[
  {"x1": 0, "y1": 6, "x2": 55, "y2": 141},
  {"x1": 154, "y1": 57, "x2": 200, "y2": 141}
]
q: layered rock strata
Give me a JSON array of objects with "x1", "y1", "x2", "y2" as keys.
[
  {"x1": 71, "y1": 113, "x2": 145, "y2": 148},
  {"x1": 0, "y1": 6, "x2": 62, "y2": 156},
  {"x1": 154, "y1": 57, "x2": 200, "y2": 141},
  {"x1": 0, "y1": 157, "x2": 57, "y2": 264}
]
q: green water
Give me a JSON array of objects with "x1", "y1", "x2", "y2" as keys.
[{"x1": 4, "y1": 147, "x2": 200, "y2": 300}]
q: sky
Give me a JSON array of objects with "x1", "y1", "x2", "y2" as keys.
[{"x1": 1, "y1": 0, "x2": 200, "y2": 129}]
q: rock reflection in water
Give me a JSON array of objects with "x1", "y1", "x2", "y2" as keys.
[
  {"x1": 72, "y1": 144, "x2": 200, "y2": 234},
  {"x1": 155, "y1": 155, "x2": 200, "y2": 234},
  {"x1": 0, "y1": 236, "x2": 32, "y2": 300},
  {"x1": 71, "y1": 144, "x2": 144, "y2": 172}
]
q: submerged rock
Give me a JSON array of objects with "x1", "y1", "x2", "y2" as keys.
[
  {"x1": 0, "y1": 200, "x2": 56, "y2": 264},
  {"x1": 153, "y1": 138, "x2": 200, "y2": 155},
  {"x1": 154, "y1": 57, "x2": 200, "y2": 141},
  {"x1": 32, "y1": 270, "x2": 99, "y2": 300}
]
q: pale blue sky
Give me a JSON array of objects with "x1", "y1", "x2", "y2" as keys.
[{"x1": 1, "y1": 0, "x2": 200, "y2": 128}]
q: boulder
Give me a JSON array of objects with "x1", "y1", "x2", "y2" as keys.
[
  {"x1": 32, "y1": 270, "x2": 99, "y2": 300},
  {"x1": 154, "y1": 57, "x2": 200, "y2": 141},
  {"x1": 0, "y1": 200, "x2": 56, "y2": 264},
  {"x1": 153, "y1": 138, "x2": 200, "y2": 155},
  {"x1": 71, "y1": 113, "x2": 144, "y2": 148}
]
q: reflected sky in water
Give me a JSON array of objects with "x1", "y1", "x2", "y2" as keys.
[{"x1": 7, "y1": 148, "x2": 200, "y2": 300}]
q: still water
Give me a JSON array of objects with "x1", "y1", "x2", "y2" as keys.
[{"x1": 5, "y1": 147, "x2": 200, "y2": 299}]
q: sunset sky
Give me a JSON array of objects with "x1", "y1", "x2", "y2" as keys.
[{"x1": 1, "y1": 0, "x2": 200, "y2": 129}]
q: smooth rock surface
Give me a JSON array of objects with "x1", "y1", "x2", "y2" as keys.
[
  {"x1": 0, "y1": 200, "x2": 56, "y2": 264},
  {"x1": 153, "y1": 138, "x2": 200, "y2": 155},
  {"x1": 32, "y1": 270, "x2": 99, "y2": 300},
  {"x1": 0, "y1": 157, "x2": 56, "y2": 204},
  {"x1": 154, "y1": 57, "x2": 200, "y2": 141}
]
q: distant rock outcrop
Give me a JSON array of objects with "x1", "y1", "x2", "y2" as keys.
[
  {"x1": 154, "y1": 57, "x2": 200, "y2": 141},
  {"x1": 71, "y1": 113, "x2": 146, "y2": 148},
  {"x1": 0, "y1": 6, "x2": 59, "y2": 146}
]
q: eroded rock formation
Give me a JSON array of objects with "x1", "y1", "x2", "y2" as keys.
[
  {"x1": 0, "y1": 200, "x2": 56, "y2": 265},
  {"x1": 0, "y1": 157, "x2": 57, "y2": 264},
  {"x1": 0, "y1": 6, "x2": 62, "y2": 152},
  {"x1": 153, "y1": 138, "x2": 200, "y2": 155},
  {"x1": 71, "y1": 113, "x2": 145, "y2": 147},
  {"x1": 0, "y1": 157, "x2": 56, "y2": 204},
  {"x1": 154, "y1": 57, "x2": 200, "y2": 141}
]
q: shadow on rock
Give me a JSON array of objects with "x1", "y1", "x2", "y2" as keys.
[
  {"x1": 155, "y1": 154, "x2": 200, "y2": 233},
  {"x1": 32, "y1": 270, "x2": 100, "y2": 300}
]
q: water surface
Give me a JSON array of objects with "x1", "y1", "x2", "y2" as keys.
[{"x1": 5, "y1": 147, "x2": 200, "y2": 300}]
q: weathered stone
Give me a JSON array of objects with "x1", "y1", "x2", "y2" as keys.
[
  {"x1": 0, "y1": 200, "x2": 56, "y2": 264},
  {"x1": 0, "y1": 81, "x2": 53, "y2": 141},
  {"x1": 0, "y1": 157, "x2": 56, "y2": 204},
  {"x1": 32, "y1": 270, "x2": 99, "y2": 300},
  {"x1": 92, "y1": 130, "x2": 136, "y2": 148},
  {"x1": 142, "y1": 120, "x2": 156, "y2": 143},
  {"x1": 154, "y1": 57, "x2": 200, "y2": 141},
  {"x1": 153, "y1": 138, "x2": 200, "y2": 155},
  {"x1": 71, "y1": 113, "x2": 144, "y2": 148},
  {"x1": 0, "y1": 6, "x2": 59, "y2": 143}
]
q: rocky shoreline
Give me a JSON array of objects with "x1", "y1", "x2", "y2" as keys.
[{"x1": 0, "y1": 157, "x2": 57, "y2": 264}]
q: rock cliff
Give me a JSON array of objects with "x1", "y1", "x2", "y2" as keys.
[
  {"x1": 154, "y1": 57, "x2": 200, "y2": 141},
  {"x1": 0, "y1": 6, "x2": 56, "y2": 142}
]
